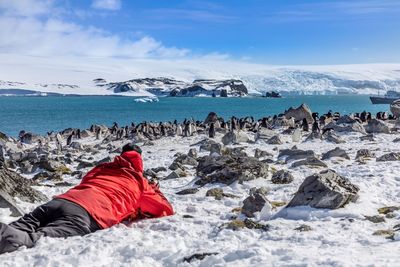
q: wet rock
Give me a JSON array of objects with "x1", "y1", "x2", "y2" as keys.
[
  {"x1": 284, "y1": 103, "x2": 313, "y2": 123},
  {"x1": 221, "y1": 130, "x2": 250, "y2": 145},
  {"x1": 176, "y1": 188, "x2": 199, "y2": 195},
  {"x1": 183, "y1": 252, "x2": 219, "y2": 263},
  {"x1": 287, "y1": 169, "x2": 359, "y2": 209},
  {"x1": 205, "y1": 188, "x2": 238, "y2": 200},
  {"x1": 365, "y1": 119, "x2": 390, "y2": 134},
  {"x1": 267, "y1": 135, "x2": 283, "y2": 145},
  {"x1": 254, "y1": 148, "x2": 273, "y2": 158},
  {"x1": 278, "y1": 148, "x2": 315, "y2": 163},
  {"x1": 291, "y1": 157, "x2": 327, "y2": 168},
  {"x1": 321, "y1": 147, "x2": 350, "y2": 160},
  {"x1": 0, "y1": 168, "x2": 48, "y2": 216},
  {"x1": 294, "y1": 224, "x2": 312, "y2": 232},
  {"x1": 195, "y1": 155, "x2": 269, "y2": 185},
  {"x1": 355, "y1": 149, "x2": 375, "y2": 160},
  {"x1": 271, "y1": 170, "x2": 294, "y2": 184},
  {"x1": 376, "y1": 152, "x2": 400, "y2": 162},
  {"x1": 242, "y1": 188, "x2": 269, "y2": 217},
  {"x1": 365, "y1": 215, "x2": 386, "y2": 223}
]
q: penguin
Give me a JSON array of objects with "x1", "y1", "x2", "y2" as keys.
[
  {"x1": 66, "y1": 133, "x2": 73, "y2": 146},
  {"x1": 301, "y1": 118, "x2": 309, "y2": 132},
  {"x1": 209, "y1": 122, "x2": 215, "y2": 138},
  {"x1": 312, "y1": 121, "x2": 320, "y2": 133}
]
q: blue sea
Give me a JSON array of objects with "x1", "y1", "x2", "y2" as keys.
[{"x1": 0, "y1": 95, "x2": 389, "y2": 137}]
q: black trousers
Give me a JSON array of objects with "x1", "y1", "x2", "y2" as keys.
[{"x1": 0, "y1": 198, "x2": 100, "y2": 254}]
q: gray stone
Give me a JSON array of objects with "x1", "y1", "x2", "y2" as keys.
[
  {"x1": 376, "y1": 152, "x2": 400, "y2": 162},
  {"x1": 360, "y1": 134, "x2": 375, "y2": 142},
  {"x1": 365, "y1": 119, "x2": 390, "y2": 134},
  {"x1": 323, "y1": 121, "x2": 366, "y2": 134},
  {"x1": 69, "y1": 141, "x2": 83, "y2": 150},
  {"x1": 284, "y1": 103, "x2": 313, "y2": 123},
  {"x1": 278, "y1": 149, "x2": 316, "y2": 163},
  {"x1": 390, "y1": 99, "x2": 400, "y2": 117},
  {"x1": 173, "y1": 154, "x2": 198, "y2": 167},
  {"x1": 209, "y1": 143, "x2": 222, "y2": 155},
  {"x1": 254, "y1": 148, "x2": 272, "y2": 158},
  {"x1": 222, "y1": 131, "x2": 250, "y2": 145},
  {"x1": 287, "y1": 169, "x2": 359, "y2": 209},
  {"x1": 324, "y1": 132, "x2": 345, "y2": 144},
  {"x1": 291, "y1": 157, "x2": 327, "y2": 168},
  {"x1": 294, "y1": 224, "x2": 312, "y2": 232},
  {"x1": 188, "y1": 148, "x2": 198, "y2": 158},
  {"x1": 169, "y1": 161, "x2": 185, "y2": 171},
  {"x1": 242, "y1": 188, "x2": 269, "y2": 217},
  {"x1": 321, "y1": 147, "x2": 350, "y2": 160},
  {"x1": 165, "y1": 168, "x2": 187, "y2": 180},
  {"x1": 365, "y1": 215, "x2": 385, "y2": 223},
  {"x1": 195, "y1": 155, "x2": 269, "y2": 185},
  {"x1": 255, "y1": 128, "x2": 277, "y2": 141},
  {"x1": 205, "y1": 188, "x2": 238, "y2": 200},
  {"x1": 267, "y1": 135, "x2": 283, "y2": 145},
  {"x1": 176, "y1": 188, "x2": 199, "y2": 195},
  {"x1": 271, "y1": 169, "x2": 294, "y2": 184},
  {"x1": 305, "y1": 132, "x2": 322, "y2": 142},
  {"x1": 0, "y1": 168, "x2": 48, "y2": 216}
]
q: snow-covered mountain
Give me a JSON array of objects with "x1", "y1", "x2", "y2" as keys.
[{"x1": 0, "y1": 54, "x2": 399, "y2": 96}]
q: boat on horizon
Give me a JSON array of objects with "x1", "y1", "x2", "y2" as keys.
[{"x1": 370, "y1": 90, "x2": 400, "y2": 104}]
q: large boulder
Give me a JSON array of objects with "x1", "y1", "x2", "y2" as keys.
[
  {"x1": 0, "y1": 167, "x2": 48, "y2": 216},
  {"x1": 376, "y1": 152, "x2": 400, "y2": 162},
  {"x1": 323, "y1": 121, "x2": 366, "y2": 134},
  {"x1": 390, "y1": 99, "x2": 400, "y2": 117},
  {"x1": 221, "y1": 131, "x2": 250, "y2": 145},
  {"x1": 271, "y1": 170, "x2": 294, "y2": 184},
  {"x1": 287, "y1": 169, "x2": 359, "y2": 209},
  {"x1": 291, "y1": 157, "x2": 327, "y2": 168},
  {"x1": 255, "y1": 128, "x2": 276, "y2": 141},
  {"x1": 284, "y1": 104, "x2": 313, "y2": 123},
  {"x1": 278, "y1": 148, "x2": 315, "y2": 163},
  {"x1": 242, "y1": 187, "x2": 269, "y2": 217},
  {"x1": 364, "y1": 119, "x2": 390, "y2": 134},
  {"x1": 321, "y1": 147, "x2": 350, "y2": 160},
  {"x1": 195, "y1": 155, "x2": 269, "y2": 185}
]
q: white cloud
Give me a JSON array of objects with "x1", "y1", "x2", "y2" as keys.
[
  {"x1": 0, "y1": 0, "x2": 190, "y2": 59},
  {"x1": 91, "y1": 0, "x2": 121, "y2": 11}
]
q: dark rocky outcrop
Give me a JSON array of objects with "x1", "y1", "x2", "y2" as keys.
[
  {"x1": 271, "y1": 170, "x2": 294, "y2": 184},
  {"x1": 287, "y1": 169, "x2": 359, "y2": 209},
  {"x1": 284, "y1": 104, "x2": 313, "y2": 123},
  {"x1": 321, "y1": 147, "x2": 350, "y2": 160}
]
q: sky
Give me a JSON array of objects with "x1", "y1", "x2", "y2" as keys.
[{"x1": 0, "y1": 0, "x2": 399, "y2": 65}]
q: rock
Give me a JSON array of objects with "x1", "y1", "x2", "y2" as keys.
[
  {"x1": 305, "y1": 132, "x2": 322, "y2": 142},
  {"x1": 323, "y1": 121, "x2": 366, "y2": 134},
  {"x1": 188, "y1": 148, "x2": 198, "y2": 158},
  {"x1": 144, "y1": 169, "x2": 158, "y2": 179},
  {"x1": 254, "y1": 148, "x2": 272, "y2": 158},
  {"x1": 19, "y1": 161, "x2": 36, "y2": 174},
  {"x1": 205, "y1": 188, "x2": 238, "y2": 200},
  {"x1": 165, "y1": 168, "x2": 187, "y2": 180},
  {"x1": 222, "y1": 131, "x2": 249, "y2": 145},
  {"x1": 278, "y1": 149, "x2": 315, "y2": 163},
  {"x1": 284, "y1": 103, "x2": 313, "y2": 123},
  {"x1": 287, "y1": 169, "x2": 359, "y2": 209},
  {"x1": 151, "y1": 167, "x2": 167, "y2": 173},
  {"x1": 69, "y1": 141, "x2": 83, "y2": 150},
  {"x1": 372, "y1": 229, "x2": 395, "y2": 239},
  {"x1": 209, "y1": 143, "x2": 222, "y2": 155},
  {"x1": 192, "y1": 138, "x2": 217, "y2": 151},
  {"x1": 169, "y1": 161, "x2": 185, "y2": 171},
  {"x1": 242, "y1": 188, "x2": 269, "y2": 217},
  {"x1": 378, "y1": 206, "x2": 400, "y2": 214},
  {"x1": 173, "y1": 154, "x2": 198, "y2": 167},
  {"x1": 221, "y1": 146, "x2": 248, "y2": 157},
  {"x1": 355, "y1": 149, "x2": 375, "y2": 160},
  {"x1": 360, "y1": 134, "x2": 375, "y2": 142},
  {"x1": 324, "y1": 132, "x2": 345, "y2": 144},
  {"x1": 223, "y1": 219, "x2": 269, "y2": 231},
  {"x1": 255, "y1": 128, "x2": 277, "y2": 141},
  {"x1": 267, "y1": 135, "x2": 283, "y2": 145},
  {"x1": 195, "y1": 155, "x2": 269, "y2": 185},
  {"x1": 390, "y1": 99, "x2": 400, "y2": 117},
  {"x1": 376, "y1": 152, "x2": 400, "y2": 162},
  {"x1": 176, "y1": 188, "x2": 199, "y2": 195},
  {"x1": 365, "y1": 119, "x2": 390, "y2": 134},
  {"x1": 294, "y1": 224, "x2": 312, "y2": 232},
  {"x1": 77, "y1": 160, "x2": 95, "y2": 170},
  {"x1": 321, "y1": 147, "x2": 350, "y2": 160},
  {"x1": 96, "y1": 156, "x2": 112, "y2": 165},
  {"x1": 273, "y1": 116, "x2": 295, "y2": 128},
  {"x1": 80, "y1": 129, "x2": 92, "y2": 138},
  {"x1": 365, "y1": 215, "x2": 385, "y2": 223},
  {"x1": 271, "y1": 170, "x2": 294, "y2": 184},
  {"x1": 204, "y1": 112, "x2": 219, "y2": 124},
  {"x1": 183, "y1": 252, "x2": 219, "y2": 263},
  {"x1": 0, "y1": 168, "x2": 48, "y2": 216},
  {"x1": 336, "y1": 115, "x2": 357, "y2": 124},
  {"x1": 291, "y1": 157, "x2": 327, "y2": 168}
]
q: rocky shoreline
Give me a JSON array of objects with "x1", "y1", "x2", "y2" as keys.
[{"x1": 1, "y1": 103, "x2": 400, "y2": 264}]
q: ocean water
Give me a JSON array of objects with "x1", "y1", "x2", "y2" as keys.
[{"x1": 0, "y1": 95, "x2": 389, "y2": 137}]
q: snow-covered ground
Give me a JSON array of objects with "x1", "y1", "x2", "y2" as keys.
[
  {"x1": 0, "y1": 130, "x2": 399, "y2": 266},
  {"x1": 1, "y1": 53, "x2": 400, "y2": 96}
]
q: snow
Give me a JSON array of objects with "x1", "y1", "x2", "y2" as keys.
[
  {"x1": 0, "y1": 53, "x2": 400, "y2": 96},
  {"x1": 0, "y1": 129, "x2": 399, "y2": 266}
]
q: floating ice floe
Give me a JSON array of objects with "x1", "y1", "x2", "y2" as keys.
[{"x1": 134, "y1": 96, "x2": 159, "y2": 103}]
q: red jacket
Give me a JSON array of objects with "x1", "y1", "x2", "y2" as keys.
[{"x1": 56, "y1": 151, "x2": 174, "y2": 229}]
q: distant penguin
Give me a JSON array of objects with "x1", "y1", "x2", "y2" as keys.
[
  {"x1": 301, "y1": 118, "x2": 309, "y2": 132},
  {"x1": 66, "y1": 133, "x2": 73, "y2": 146},
  {"x1": 360, "y1": 111, "x2": 367, "y2": 123},
  {"x1": 209, "y1": 122, "x2": 215, "y2": 138},
  {"x1": 312, "y1": 121, "x2": 320, "y2": 133},
  {"x1": 176, "y1": 124, "x2": 183, "y2": 136}
]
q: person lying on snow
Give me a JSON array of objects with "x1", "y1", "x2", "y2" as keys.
[{"x1": 0, "y1": 143, "x2": 174, "y2": 254}]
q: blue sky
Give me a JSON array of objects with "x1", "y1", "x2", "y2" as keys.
[{"x1": 1, "y1": 0, "x2": 400, "y2": 65}]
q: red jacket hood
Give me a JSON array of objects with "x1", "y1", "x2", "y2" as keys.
[{"x1": 119, "y1": 150, "x2": 144, "y2": 173}]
